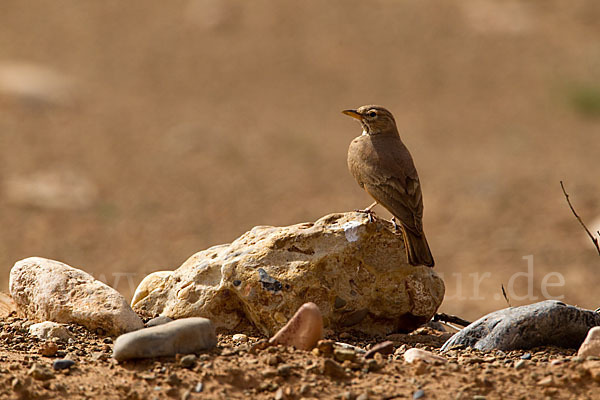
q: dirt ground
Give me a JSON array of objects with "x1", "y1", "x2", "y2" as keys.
[
  {"x1": 1, "y1": 1, "x2": 600, "y2": 398},
  {"x1": 2, "y1": 316, "x2": 600, "y2": 400}
]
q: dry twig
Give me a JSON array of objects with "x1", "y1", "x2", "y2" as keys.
[
  {"x1": 560, "y1": 181, "x2": 600, "y2": 256},
  {"x1": 501, "y1": 284, "x2": 512, "y2": 307},
  {"x1": 433, "y1": 313, "x2": 472, "y2": 327}
]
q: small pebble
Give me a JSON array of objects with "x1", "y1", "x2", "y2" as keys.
[
  {"x1": 514, "y1": 360, "x2": 527, "y2": 370},
  {"x1": 334, "y1": 348, "x2": 356, "y2": 363},
  {"x1": 537, "y1": 376, "x2": 555, "y2": 386},
  {"x1": 52, "y1": 359, "x2": 75, "y2": 371},
  {"x1": 277, "y1": 364, "x2": 292, "y2": 377},
  {"x1": 232, "y1": 333, "x2": 248, "y2": 343},
  {"x1": 39, "y1": 342, "x2": 58, "y2": 357},
  {"x1": 413, "y1": 389, "x2": 425, "y2": 399},
  {"x1": 520, "y1": 353, "x2": 532, "y2": 360},
  {"x1": 29, "y1": 321, "x2": 72, "y2": 341},
  {"x1": 322, "y1": 359, "x2": 348, "y2": 379},
  {"x1": 179, "y1": 354, "x2": 197, "y2": 369},
  {"x1": 28, "y1": 363, "x2": 55, "y2": 380},
  {"x1": 317, "y1": 340, "x2": 335, "y2": 356},
  {"x1": 578, "y1": 327, "x2": 600, "y2": 358},
  {"x1": 193, "y1": 382, "x2": 203, "y2": 393},
  {"x1": 365, "y1": 341, "x2": 394, "y2": 359},
  {"x1": 274, "y1": 387, "x2": 284, "y2": 400},
  {"x1": 300, "y1": 384, "x2": 310, "y2": 395},
  {"x1": 404, "y1": 348, "x2": 447, "y2": 365}
]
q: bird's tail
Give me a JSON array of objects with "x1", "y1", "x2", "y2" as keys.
[{"x1": 399, "y1": 225, "x2": 435, "y2": 267}]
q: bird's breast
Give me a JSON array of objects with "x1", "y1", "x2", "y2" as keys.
[{"x1": 347, "y1": 136, "x2": 380, "y2": 186}]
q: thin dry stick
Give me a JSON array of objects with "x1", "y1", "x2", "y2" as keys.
[
  {"x1": 433, "y1": 313, "x2": 472, "y2": 327},
  {"x1": 501, "y1": 284, "x2": 512, "y2": 307},
  {"x1": 560, "y1": 181, "x2": 600, "y2": 256}
]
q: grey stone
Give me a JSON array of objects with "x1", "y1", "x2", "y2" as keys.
[
  {"x1": 514, "y1": 359, "x2": 527, "y2": 370},
  {"x1": 112, "y1": 317, "x2": 217, "y2": 361},
  {"x1": 441, "y1": 300, "x2": 600, "y2": 352},
  {"x1": 146, "y1": 316, "x2": 173, "y2": 327},
  {"x1": 52, "y1": 359, "x2": 75, "y2": 370},
  {"x1": 413, "y1": 389, "x2": 425, "y2": 399}
]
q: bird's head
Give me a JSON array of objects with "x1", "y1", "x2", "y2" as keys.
[{"x1": 342, "y1": 105, "x2": 397, "y2": 135}]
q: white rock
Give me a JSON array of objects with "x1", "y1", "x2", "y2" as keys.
[
  {"x1": 578, "y1": 327, "x2": 600, "y2": 358},
  {"x1": 232, "y1": 333, "x2": 248, "y2": 342},
  {"x1": 10, "y1": 257, "x2": 144, "y2": 335},
  {"x1": 29, "y1": 321, "x2": 72, "y2": 341},
  {"x1": 404, "y1": 348, "x2": 447, "y2": 364}
]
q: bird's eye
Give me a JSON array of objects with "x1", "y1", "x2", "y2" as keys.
[{"x1": 368, "y1": 111, "x2": 377, "y2": 118}]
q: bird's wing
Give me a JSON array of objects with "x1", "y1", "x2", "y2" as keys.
[
  {"x1": 364, "y1": 176, "x2": 424, "y2": 234},
  {"x1": 364, "y1": 136, "x2": 424, "y2": 234}
]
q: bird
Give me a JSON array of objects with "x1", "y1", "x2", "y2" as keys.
[{"x1": 343, "y1": 105, "x2": 435, "y2": 267}]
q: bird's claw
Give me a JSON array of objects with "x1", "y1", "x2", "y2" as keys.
[{"x1": 354, "y1": 208, "x2": 376, "y2": 223}]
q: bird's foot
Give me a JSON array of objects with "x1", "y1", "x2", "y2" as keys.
[
  {"x1": 391, "y1": 217, "x2": 400, "y2": 232},
  {"x1": 354, "y1": 208, "x2": 376, "y2": 223}
]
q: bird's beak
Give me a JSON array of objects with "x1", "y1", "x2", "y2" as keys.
[{"x1": 342, "y1": 109, "x2": 362, "y2": 121}]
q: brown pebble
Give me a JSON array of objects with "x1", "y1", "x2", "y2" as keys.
[
  {"x1": 39, "y1": 342, "x2": 58, "y2": 357},
  {"x1": 269, "y1": 303, "x2": 323, "y2": 351},
  {"x1": 322, "y1": 358, "x2": 348, "y2": 379},
  {"x1": 28, "y1": 363, "x2": 55, "y2": 381},
  {"x1": 365, "y1": 341, "x2": 394, "y2": 359},
  {"x1": 317, "y1": 340, "x2": 335, "y2": 356}
]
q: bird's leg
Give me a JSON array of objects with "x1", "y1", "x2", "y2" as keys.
[
  {"x1": 355, "y1": 202, "x2": 378, "y2": 222},
  {"x1": 391, "y1": 217, "x2": 400, "y2": 232},
  {"x1": 355, "y1": 201, "x2": 378, "y2": 213}
]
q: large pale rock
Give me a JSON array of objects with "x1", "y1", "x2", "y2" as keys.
[
  {"x1": 9, "y1": 257, "x2": 144, "y2": 336},
  {"x1": 133, "y1": 212, "x2": 445, "y2": 336}
]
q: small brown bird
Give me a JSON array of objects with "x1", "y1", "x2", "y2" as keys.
[{"x1": 343, "y1": 105, "x2": 435, "y2": 267}]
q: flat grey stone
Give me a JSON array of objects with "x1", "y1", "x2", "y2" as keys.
[
  {"x1": 113, "y1": 317, "x2": 217, "y2": 361},
  {"x1": 441, "y1": 300, "x2": 600, "y2": 352},
  {"x1": 146, "y1": 315, "x2": 173, "y2": 327}
]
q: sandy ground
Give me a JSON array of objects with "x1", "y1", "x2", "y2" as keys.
[
  {"x1": 1, "y1": 0, "x2": 600, "y2": 318},
  {"x1": 2, "y1": 316, "x2": 600, "y2": 400},
  {"x1": 1, "y1": 1, "x2": 600, "y2": 397}
]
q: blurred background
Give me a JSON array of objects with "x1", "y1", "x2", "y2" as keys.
[{"x1": 1, "y1": 0, "x2": 599, "y2": 321}]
